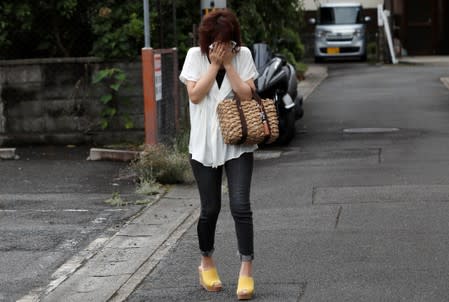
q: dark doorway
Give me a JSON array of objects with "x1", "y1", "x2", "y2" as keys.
[
  {"x1": 439, "y1": 0, "x2": 449, "y2": 54},
  {"x1": 404, "y1": 0, "x2": 436, "y2": 55}
]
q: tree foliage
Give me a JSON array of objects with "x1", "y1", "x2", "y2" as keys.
[
  {"x1": 229, "y1": 0, "x2": 305, "y2": 66},
  {"x1": 0, "y1": 0, "x2": 305, "y2": 63},
  {"x1": 0, "y1": 0, "x2": 92, "y2": 59},
  {"x1": 89, "y1": 1, "x2": 145, "y2": 59}
]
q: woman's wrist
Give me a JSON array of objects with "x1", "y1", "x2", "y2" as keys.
[
  {"x1": 209, "y1": 62, "x2": 221, "y2": 71},
  {"x1": 223, "y1": 63, "x2": 233, "y2": 70}
]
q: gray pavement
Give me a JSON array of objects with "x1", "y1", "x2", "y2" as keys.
[
  {"x1": 6, "y1": 58, "x2": 449, "y2": 301},
  {"x1": 125, "y1": 61, "x2": 449, "y2": 301},
  {"x1": 0, "y1": 146, "x2": 147, "y2": 302}
]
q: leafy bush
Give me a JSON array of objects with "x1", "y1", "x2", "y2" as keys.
[
  {"x1": 229, "y1": 0, "x2": 305, "y2": 65},
  {"x1": 174, "y1": 128, "x2": 190, "y2": 155},
  {"x1": 0, "y1": 0, "x2": 92, "y2": 59},
  {"x1": 90, "y1": 2, "x2": 144, "y2": 59},
  {"x1": 132, "y1": 144, "x2": 193, "y2": 185},
  {"x1": 92, "y1": 67, "x2": 133, "y2": 129}
]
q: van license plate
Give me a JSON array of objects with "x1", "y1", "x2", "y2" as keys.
[{"x1": 327, "y1": 47, "x2": 340, "y2": 54}]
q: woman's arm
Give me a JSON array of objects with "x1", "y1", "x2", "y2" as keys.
[
  {"x1": 186, "y1": 64, "x2": 219, "y2": 104},
  {"x1": 224, "y1": 63, "x2": 255, "y2": 100},
  {"x1": 223, "y1": 47, "x2": 254, "y2": 101},
  {"x1": 186, "y1": 45, "x2": 224, "y2": 104}
]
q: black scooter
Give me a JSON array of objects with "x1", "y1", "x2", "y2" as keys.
[{"x1": 252, "y1": 43, "x2": 303, "y2": 145}]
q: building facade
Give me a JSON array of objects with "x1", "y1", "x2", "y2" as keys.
[
  {"x1": 302, "y1": 0, "x2": 449, "y2": 56},
  {"x1": 384, "y1": 0, "x2": 449, "y2": 55}
]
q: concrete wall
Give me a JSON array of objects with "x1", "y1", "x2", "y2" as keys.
[{"x1": 0, "y1": 58, "x2": 148, "y2": 146}]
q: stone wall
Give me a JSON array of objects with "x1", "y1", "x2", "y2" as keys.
[{"x1": 0, "y1": 56, "x2": 181, "y2": 146}]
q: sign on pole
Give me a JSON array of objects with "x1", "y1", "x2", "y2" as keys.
[{"x1": 154, "y1": 53, "x2": 162, "y2": 101}]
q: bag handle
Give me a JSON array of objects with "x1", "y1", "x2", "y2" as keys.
[
  {"x1": 233, "y1": 90, "x2": 272, "y2": 144},
  {"x1": 250, "y1": 90, "x2": 272, "y2": 142},
  {"x1": 233, "y1": 94, "x2": 248, "y2": 144}
]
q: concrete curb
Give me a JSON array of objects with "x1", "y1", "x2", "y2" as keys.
[
  {"x1": 87, "y1": 148, "x2": 140, "y2": 162},
  {"x1": 298, "y1": 64, "x2": 328, "y2": 101},
  {"x1": 0, "y1": 148, "x2": 18, "y2": 160}
]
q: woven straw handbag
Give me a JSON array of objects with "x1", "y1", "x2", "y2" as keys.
[{"x1": 217, "y1": 91, "x2": 279, "y2": 145}]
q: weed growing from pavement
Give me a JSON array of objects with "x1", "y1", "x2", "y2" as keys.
[
  {"x1": 104, "y1": 191, "x2": 159, "y2": 207},
  {"x1": 136, "y1": 179, "x2": 162, "y2": 195},
  {"x1": 104, "y1": 131, "x2": 193, "y2": 207},
  {"x1": 131, "y1": 144, "x2": 194, "y2": 185},
  {"x1": 105, "y1": 192, "x2": 127, "y2": 206},
  {"x1": 134, "y1": 198, "x2": 157, "y2": 206}
]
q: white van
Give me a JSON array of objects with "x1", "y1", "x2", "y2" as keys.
[{"x1": 309, "y1": 2, "x2": 371, "y2": 62}]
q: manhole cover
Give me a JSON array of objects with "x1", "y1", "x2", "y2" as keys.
[{"x1": 343, "y1": 127, "x2": 400, "y2": 134}]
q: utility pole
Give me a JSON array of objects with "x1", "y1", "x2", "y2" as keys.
[{"x1": 142, "y1": 0, "x2": 157, "y2": 145}]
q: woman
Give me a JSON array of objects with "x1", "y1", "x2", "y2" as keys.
[{"x1": 179, "y1": 9, "x2": 258, "y2": 300}]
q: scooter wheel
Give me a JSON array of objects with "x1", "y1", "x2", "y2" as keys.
[{"x1": 276, "y1": 108, "x2": 296, "y2": 145}]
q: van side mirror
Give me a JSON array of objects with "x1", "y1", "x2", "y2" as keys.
[
  {"x1": 308, "y1": 18, "x2": 316, "y2": 25},
  {"x1": 364, "y1": 16, "x2": 371, "y2": 23}
]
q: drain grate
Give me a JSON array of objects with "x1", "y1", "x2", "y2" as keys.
[{"x1": 343, "y1": 127, "x2": 400, "y2": 134}]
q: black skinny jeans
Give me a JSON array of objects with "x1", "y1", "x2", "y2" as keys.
[{"x1": 190, "y1": 152, "x2": 254, "y2": 261}]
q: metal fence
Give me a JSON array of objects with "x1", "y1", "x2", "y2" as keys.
[{"x1": 154, "y1": 48, "x2": 183, "y2": 144}]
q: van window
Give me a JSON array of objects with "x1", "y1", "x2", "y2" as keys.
[{"x1": 319, "y1": 7, "x2": 362, "y2": 25}]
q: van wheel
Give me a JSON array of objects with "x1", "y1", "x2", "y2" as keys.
[
  {"x1": 314, "y1": 56, "x2": 323, "y2": 63},
  {"x1": 361, "y1": 54, "x2": 367, "y2": 62}
]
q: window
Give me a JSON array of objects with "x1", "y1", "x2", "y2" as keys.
[{"x1": 319, "y1": 7, "x2": 362, "y2": 25}]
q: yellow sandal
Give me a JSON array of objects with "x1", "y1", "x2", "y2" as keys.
[
  {"x1": 198, "y1": 266, "x2": 222, "y2": 292},
  {"x1": 236, "y1": 276, "x2": 254, "y2": 300}
]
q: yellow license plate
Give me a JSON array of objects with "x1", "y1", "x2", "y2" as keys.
[{"x1": 327, "y1": 47, "x2": 340, "y2": 54}]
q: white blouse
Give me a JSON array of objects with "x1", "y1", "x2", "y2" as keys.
[{"x1": 179, "y1": 46, "x2": 259, "y2": 168}]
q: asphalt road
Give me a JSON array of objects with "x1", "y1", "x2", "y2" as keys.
[
  {"x1": 0, "y1": 146, "x2": 144, "y2": 302},
  {"x1": 126, "y1": 62, "x2": 449, "y2": 301}
]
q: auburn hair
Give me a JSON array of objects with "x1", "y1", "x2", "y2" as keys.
[{"x1": 198, "y1": 9, "x2": 242, "y2": 54}]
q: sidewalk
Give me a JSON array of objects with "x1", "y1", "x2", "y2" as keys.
[
  {"x1": 15, "y1": 65, "x2": 328, "y2": 302},
  {"x1": 398, "y1": 55, "x2": 449, "y2": 65},
  {"x1": 298, "y1": 65, "x2": 328, "y2": 101}
]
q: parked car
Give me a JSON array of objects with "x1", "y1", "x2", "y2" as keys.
[{"x1": 309, "y1": 2, "x2": 371, "y2": 62}]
